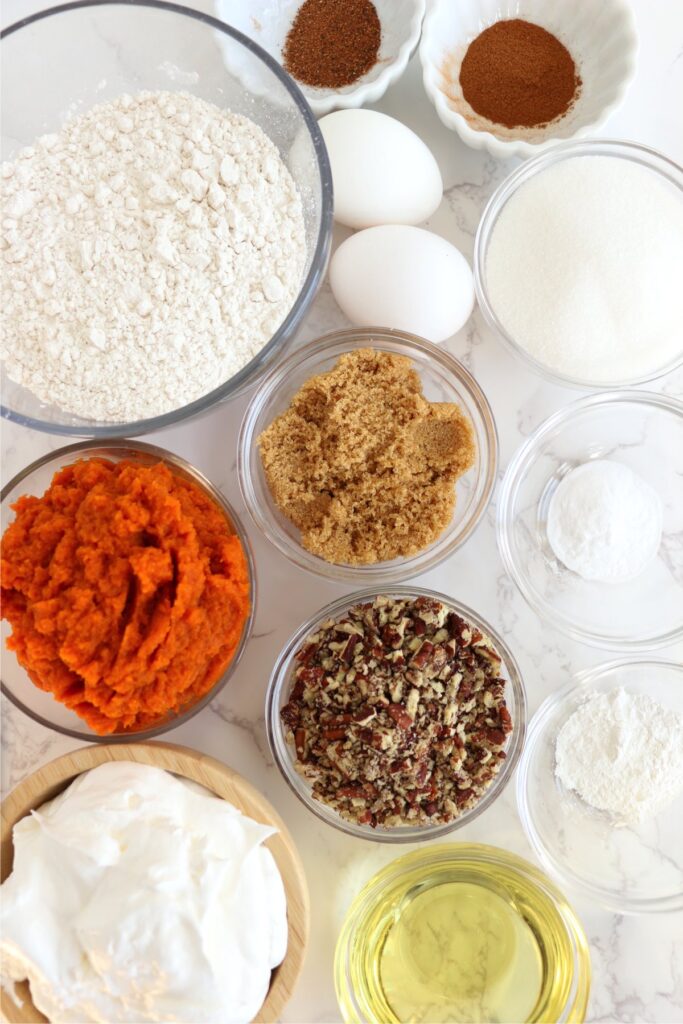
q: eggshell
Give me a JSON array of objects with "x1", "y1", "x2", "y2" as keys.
[
  {"x1": 329, "y1": 225, "x2": 475, "y2": 343},
  {"x1": 319, "y1": 110, "x2": 443, "y2": 229}
]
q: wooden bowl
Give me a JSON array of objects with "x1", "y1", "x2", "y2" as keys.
[{"x1": 0, "y1": 742, "x2": 309, "y2": 1024}]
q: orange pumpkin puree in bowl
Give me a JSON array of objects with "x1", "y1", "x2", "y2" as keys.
[{"x1": 1, "y1": 458, "x2": 250, "y2": 734}]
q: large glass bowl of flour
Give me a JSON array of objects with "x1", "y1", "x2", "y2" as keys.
[
  {"x1": 0, "y1": 2, "x2": 332, "y2": 437},
  {"x1": 474, "y1": 139, "x2": 683, "y2": 389}
]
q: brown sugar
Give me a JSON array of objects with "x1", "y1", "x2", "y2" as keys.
[{"x1": 258, "y1": 349, "x2": 476, "y2": 565}]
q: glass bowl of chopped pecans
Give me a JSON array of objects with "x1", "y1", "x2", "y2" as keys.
[{"x1": 267, "y1": 588, "x2": 526, "y2": 842}]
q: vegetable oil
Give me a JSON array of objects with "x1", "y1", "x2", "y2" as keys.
[{"x1": 335, "y1": 844, "x2": 590, "y2": 1024}]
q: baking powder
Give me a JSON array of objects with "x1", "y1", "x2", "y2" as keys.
[
  {"x1": 547, "y1": 459, "x2": 662, "y2": 583},
  {"x1": 1, "y1": 91, "x2": 307, "y2": 421}
]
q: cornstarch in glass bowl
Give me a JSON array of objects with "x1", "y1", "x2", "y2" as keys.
[{"x1": 555, "y1": 687, "x2": 683, "y2": 825}]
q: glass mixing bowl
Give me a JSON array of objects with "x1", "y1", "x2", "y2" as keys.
[
  {"x1": 335, "y1": 844, "x2": 591, "y2": 1024},
  {"x1": 0, "y1": 1, "x2": 332, "y2": 437},
  {"x1": 517, "y1": 659, "x2": 683, "y2": 915},
  {"x1": 497, "y1": 391, "x2": 683, "y2": 650},
  {"x1": 474, "y1": 139, "x2": 683, "y2": 389},
  {"x1": 266, "y1": 587, "x2": 526, "y2": 843},
  {"x1": 238, "y1": 328, "x2": 498, "y2": 583},
  {"x1": 1, "y1": 440, "x2": 255, "y2": 742}
]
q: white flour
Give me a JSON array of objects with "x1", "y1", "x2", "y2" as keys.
[
  {"x1": 1, "y1": 91, "x2": 306, "y2": 421},
  {"x1": 547, "y1": 460, "x2": 662, "y2": 583},
  {"x1": 555, "y1": 688, "x2": 683, "y2": 825}
]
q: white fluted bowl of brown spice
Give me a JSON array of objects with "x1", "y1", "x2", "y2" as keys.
[
  {"x1": 266, "y1": 588, "x2": 526, "y2": 843},
  {"x1": 420, "y1": 0, "x2": 637, "y2": 157},
  {"x1": 221, "y1": 0, "x2": 425, "y2": 115}
]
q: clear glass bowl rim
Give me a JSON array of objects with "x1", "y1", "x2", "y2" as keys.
[
  {"x1": 474, "y1": 138, "x2": 683, "y2": 390},
  {"x1": 516, "y1": 657, "x2": 683, "y2": 915},
  {"x1": 266, "y1": 585, "x2": 526, "y2": 843},
  {"x1": 497, "y1": 389, "x2": 683, "y2": 650},
  {"x1": 238, "y1": 326, "x2": 499, "y2": 583},
  {"x1": 0, "y1": 438, "x2": 256, "y2": 741},
  {"x1": 0, "y1": 0, "x2": 333, "y2": 438},
  {"x1": 334, "y1": 841, "x2": 591, "y2": 1024}
]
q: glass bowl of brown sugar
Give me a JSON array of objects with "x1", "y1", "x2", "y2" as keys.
[{"x1": 237, "y1": 327, "x2": 498, "y2": 583}]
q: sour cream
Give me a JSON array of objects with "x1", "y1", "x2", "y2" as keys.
[{"x1": 0, "y1": 762, "x2": 287, "y2": 1024}]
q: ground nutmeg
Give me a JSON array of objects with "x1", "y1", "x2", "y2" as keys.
[
  {"x1": 283, "y1": 0, "x2": 381, "y2": 89},
  {"x1": 459, "y1": 18, "x2": 581, "y2": 129}
]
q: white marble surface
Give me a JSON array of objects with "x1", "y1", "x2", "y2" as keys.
[{"x1": 2, "y1": 1, "x2": 683, "y2": 1021}]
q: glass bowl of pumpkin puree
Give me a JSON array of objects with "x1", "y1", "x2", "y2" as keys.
[{"x1": 1, "y1": 440, "x2": 254, "y2": 741}]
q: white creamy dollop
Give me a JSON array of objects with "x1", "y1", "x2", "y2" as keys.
[{"x1": 0, "y1": 762, "x2": 287, "y2": 1023}]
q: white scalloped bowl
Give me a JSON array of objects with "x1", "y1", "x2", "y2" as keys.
[
  {"x1": 420, "y1": 0, "x2": 638, "y2": 158},
  {"x1": 217, "y1": 0, "x2": 425, "y2": 116}
]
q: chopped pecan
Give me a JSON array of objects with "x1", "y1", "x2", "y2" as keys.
[
  {"x1": 485, "y1": 727, "x2": 506, "y2": 745},
  {"x1": 499, "y1": 706, "x2": 513, "y2": 734},
  {"x1": 410, "y1": 640, "x2": 434, "y2": 669},
  {"x1": 322, "y1": 727, "x2": 347, "y2": 740},
  {"x1": 281, "y1": 595, "x2": 512, "y2": 830},
  {"x1": 294, "y1": 728, "x2": 307, "y2": 760},
  {"x1": 341, "y1": 634, "x2": 361, "y2": 664},
  {"x1": 387, "y1": 703, "x2": 413, "y2": 730}
]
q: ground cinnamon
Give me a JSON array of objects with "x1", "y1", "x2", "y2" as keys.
[
  {"x1": 283, "y1": 0, "x2": 381, "y2": 89},
  {"x1": 459, "y1": 19, "x2": 581, "y2": 129}
]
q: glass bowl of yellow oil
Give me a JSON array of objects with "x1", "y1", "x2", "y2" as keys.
[{"x1": 335, "y1": 843, "x2": 591, "y2": 1024}]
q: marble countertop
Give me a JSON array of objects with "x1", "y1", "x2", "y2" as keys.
[{"x1": 2, "y1": 1, "x2": 682, "y2": 1021}]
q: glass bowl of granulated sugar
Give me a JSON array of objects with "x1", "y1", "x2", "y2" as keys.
[
  {"x1": 0, "y1": 2, "x2": 332, "y2": 437},
  {"x1": 517, "y1": 659, "x2": 683, "y2": 914},
  {"x1": 475, "y1": 139, "x2": 683, "y2": 388},
  {"x1": 497, "y1": 391, "x2": 683, "y2": 651}
]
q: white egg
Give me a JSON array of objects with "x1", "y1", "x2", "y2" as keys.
[
  {"x1": 329, "y1": 225, "x2": 475, "y2": 343},
  {"x1": 319, "y1": 110, "x2": 443, "y2": 229}
]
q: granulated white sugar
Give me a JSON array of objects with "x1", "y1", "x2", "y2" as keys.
[
  {"x1": 485, "y1": 156, "x2": 683, "y2": 383},
  {"x1": 0, "y1": 91, "x2": 307, "y2": 422}
]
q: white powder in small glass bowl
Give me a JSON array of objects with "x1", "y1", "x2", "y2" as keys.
[
  {"x1": 546, "y1": 459, "x2": 662, "y2": 584},
  {"x1": 555, "y1": 687, "x2": 683, "y2": 826}
]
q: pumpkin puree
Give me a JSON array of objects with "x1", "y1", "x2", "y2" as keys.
[{"x1": 1, "y1": 458, "x2": 250, "y2": 734}]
